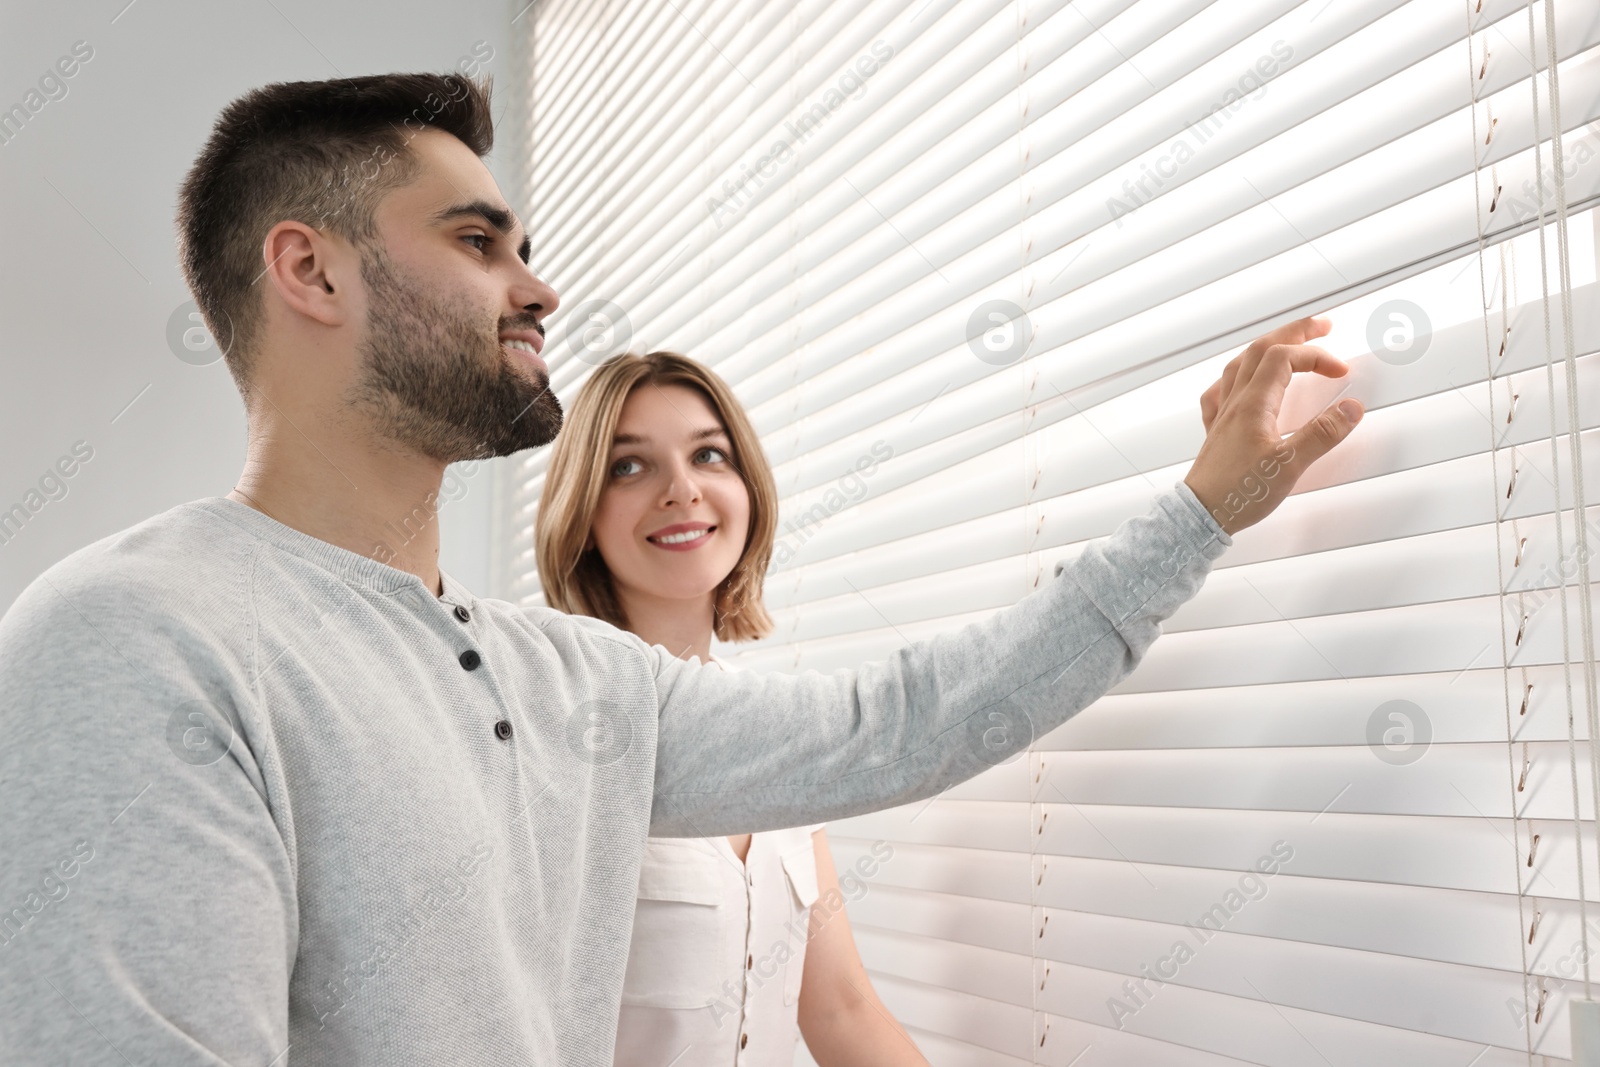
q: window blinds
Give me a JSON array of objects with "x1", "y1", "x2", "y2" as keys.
[{"x1": 503, "y1": 0, "x2": 1600, "y2": 1062}]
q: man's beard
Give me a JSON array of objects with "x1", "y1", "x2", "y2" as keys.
[{"x1": 348, "y1": 245, "x2": 563, "y2": 462}]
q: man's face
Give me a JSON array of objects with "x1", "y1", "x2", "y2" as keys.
[{"x1": 345, "y1": 129, "x2": 563, "y2": 463}]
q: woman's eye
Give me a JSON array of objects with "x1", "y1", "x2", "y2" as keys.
[
  {"x1": 695, "y1": 446, "x2": 728, "y2": 464},
  {"x1": 610, "y1": 457, "x2": 642, "y2": 478}
]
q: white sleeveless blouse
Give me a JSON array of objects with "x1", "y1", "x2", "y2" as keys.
[{"x1": 613, "y1": 657, "x2": 825, "y2": 1066}]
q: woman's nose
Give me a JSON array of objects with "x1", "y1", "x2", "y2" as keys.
[{"x1": 661, "y1": 465, "x2": 702, "y2": 508}]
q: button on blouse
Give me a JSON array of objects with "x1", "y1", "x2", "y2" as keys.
[{"x1": 612, "y1": 824, "x2": 824, "y2": 1067}]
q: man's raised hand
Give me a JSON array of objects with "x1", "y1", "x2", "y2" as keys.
[{"x1": 1183, "y1": 316, "x2": 1364, "y2": 537}]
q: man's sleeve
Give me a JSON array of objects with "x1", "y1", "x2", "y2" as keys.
[
  {"x1": 0, "y1": 567, "x2": 295, "y2": 1065},
  {"x1": 647, "y1": 481, "x2": 1230, "y2": 837}
]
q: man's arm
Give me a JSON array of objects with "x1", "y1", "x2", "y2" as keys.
[
  {"x1": 647, "y1": 480, "x2": 1225, "y2": 836},
  {"x1": 647, "y1": 318, "x2": 1363, "y2": 837},
  {"x1": 0, "y1": 569, "x2": 295, "y2": 1066}
]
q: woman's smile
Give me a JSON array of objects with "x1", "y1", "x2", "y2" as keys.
[{"x1": 646, "y1": 521, "x2": 717, "y2": 551}]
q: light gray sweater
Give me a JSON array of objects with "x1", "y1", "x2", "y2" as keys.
[{"x1": 0, "y1": 481, "x2": 1228, "y2": 1065}]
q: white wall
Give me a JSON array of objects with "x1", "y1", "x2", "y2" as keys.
[{"x1": 0, "y1": 0, "x2": 525, "y2": 611}]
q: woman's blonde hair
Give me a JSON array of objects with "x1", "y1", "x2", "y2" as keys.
[{"x1": 536, "y1": 351, "x2": 777, "y2": 643}]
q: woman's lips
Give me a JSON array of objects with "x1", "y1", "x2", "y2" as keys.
[{"x1": 646, "y1": 525, "x2": 716, "y2": 552}]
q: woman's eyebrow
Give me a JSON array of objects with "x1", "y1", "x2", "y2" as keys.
[{"x1": 611, "y1": 426, "x2": 728, "y2": 446}]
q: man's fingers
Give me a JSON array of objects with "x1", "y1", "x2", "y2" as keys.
[
  {"x1": 1236, "y1": 344, "x2": 1349, "y2": 419},
  {"x1": 1247, "y1": 343, "x2": 1348, "y2": 383},
  {"x1": 1214, "y1": 361, "x2": 1241, "y2": 412},
  {"x1": 1230, "y1": 316, "x2": 1335, "y2": 392},
  {"x1": 1284, "y1": 397, "x2": 1364, "y2": 474},
  {"x1": 1204, "y1": 318, "x2": 1339, "y2": 432},
  {"x1": 1254, "y1": 315, "x2": 1333, "y2": 352}
]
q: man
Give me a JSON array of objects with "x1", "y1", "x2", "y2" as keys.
[{"x1": 0, "y1": 73, "x2": 1362, "y2": 1065}]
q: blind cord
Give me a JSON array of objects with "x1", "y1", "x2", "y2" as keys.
[
  {"x1": 1540, "y1": 0, "x2": 1600, "y2": 935},
  {"x1": 1536, "y1": 1, "x2": 1600, "y2": 1054},
  {"x1": 1520, "y1": 0, "x2": 1594, "y2": 1006},
  {"x1": 1016, "y1": 1, "x2": 1046, "y2": 1059},
  {"x1": 1470, "y1": 6, "x2": 1538, "y2": 1058}
]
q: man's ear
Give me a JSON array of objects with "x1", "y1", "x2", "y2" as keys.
[{"x1": 260, "y1": 221, "x2": 354, "y2": 329}]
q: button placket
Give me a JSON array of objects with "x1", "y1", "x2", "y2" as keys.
[
  {"x1": 453, "y1": 645, "x2": 503, "y2": 740},
  {"x1": 431, "y1": 594, "x2": 515, "y2": 748},
  {"x1": 737, "y1": 849, "x2": 755, "y2": 1056}
]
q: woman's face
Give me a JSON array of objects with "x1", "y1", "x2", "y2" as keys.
[{"x1": 590, "y1": 382, "x2": 751, "y2": 607}]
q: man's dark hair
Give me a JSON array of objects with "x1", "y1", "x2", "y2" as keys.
[{"x1": 176, "y1": 73, "x2": 495, "y2": 392}]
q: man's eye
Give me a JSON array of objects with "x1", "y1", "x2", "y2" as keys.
[{"x1": 462, "y1": 233, "x2": 490, "y2": 251}]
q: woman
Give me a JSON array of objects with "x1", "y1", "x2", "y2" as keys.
[{"x1": 537, "y1": 352, "x2": 928, "y2": 1066}]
